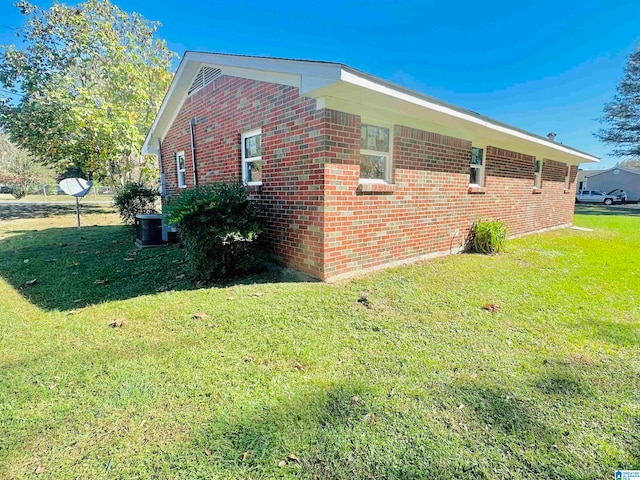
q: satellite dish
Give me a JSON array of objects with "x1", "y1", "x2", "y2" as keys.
[{"x1": 59, "y1": 178, "x2": 93, "y2": 198}]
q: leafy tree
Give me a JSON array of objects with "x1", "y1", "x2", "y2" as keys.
[
  {"x1": 0, "y1": 131, "x2": 56, "y2": 199},
  {"x1": 0, "y1": 0, "x2": 175, "y2": 188},
  {"x1": 596, "y1": 44, "x2": 640, "y2": 159},
  {"x1": 617, "y1": 159, "x2": 640, "y2": 171}
]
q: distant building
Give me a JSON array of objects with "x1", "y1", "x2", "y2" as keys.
[{"x1": 577, "y1": 167, "x2": 640, "y2": 201}]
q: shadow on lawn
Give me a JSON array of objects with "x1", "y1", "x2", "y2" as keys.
[
  {"x1": 182, "y1": 382, "x2": 599, "y2": 479},
  {"x1": 0, "y1": 224, "x2": 314, "y2": 312},
  {"x1": 574, "y1": 204, "x2": 640, "y2": 217},
  {"x1": 0, "y1": 202, "x2": 112, "y2": 221}
]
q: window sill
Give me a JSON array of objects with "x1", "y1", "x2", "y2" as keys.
[
  {"x1": 356, "y1": 182, "x2": 396, "y2": 195},
  {"x1": 245, "y1": 184, "x2": 262, "y2": 193},
  {"x1": 532, "y1": 188, "x2": 542, "y2": 194},
  {"x1": 468, "y1": 186, "x2": 486, "y2": 194}
]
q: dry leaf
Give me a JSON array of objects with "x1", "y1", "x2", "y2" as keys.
[
  {"x1": 351, "y1": 396, "x2": 361, "y2": 406},
  {"x1": 109, "y1": 318, "x2": 126, "y2": 328},
  {"x1": 294, "y1": 362, "x2": 305, "y2": 371},
  {"x1": 227, "y1": 296, "x2": 235, "y2": 301},
  {"x1": 363, "y1": 412, "x2": 376, "y2": 424},
  {"x1": 73, "y1": 299, "x2": 82, "y2": 303},
  {"x1": 72, "y1": 261, "x2": 80, "y2": 266},
  {"x1": 93, "y1": 278, "x2": 109, "y2": 285},
  {"x1": 288, "y1": 453, "x2": 300, "y2": 462},
  {"x1": 249, "y1": 293, "x2": 264, "y2": 297},
  {"x1": 23, "y1": 259, "x2": 29, "y2": 264},
  {"x1": 123, "y1": 258, "x2": 135, "y2": 262},
  {"x1": 176, "y1": 273, "x2": 186, "y2": 279},
  {"x1": 241, "y1": 451, "x2": 250, "y2": 461},
  {"x1": 243, "y1": 355, "x2": 255, "y2": 363},
  {"x1": 24, "y1": 279, "x2": 37, "y2": 286},
  {"x1": 66, "y1": 310, "x2": 79, "y2": 316},
  {"x1": 34, "y1": 465, "x2": 45, "y2": 475},
  {"x1": 191, "y1": 312, "x2": 209, "y2": 320},
  {"x1": 204, "y1": 449, "x2": 212, "y2": 457},
  {"x1": 206, "y1": 324, "x2": 220, "y2": 328},
  {"x1": 458, "y1": 404, "x2": 465, "y2": 410},
  {"x1": 278, "y1": 460, "x2": 286, "y2": 468},
  {"x1": 482, "y1": 303, "x2": 501, "y2": 313}
]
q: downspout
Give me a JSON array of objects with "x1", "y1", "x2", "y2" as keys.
[
  {"x1": 158, "y1": 138, "x2": 167, "y2": 197},
  {"x1": 190, "y1": 118, "x2": 198, "y2": 186}
]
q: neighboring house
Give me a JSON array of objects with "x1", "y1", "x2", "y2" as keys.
[
  {"x1": 142, "y1": 52, "x2": 598, "y2": 281},
  {"x1": 576, "y1": 169, "x2": 605, "y2": 193},
  {"x1": 577, "y1": 167, "x2": 640, "y2": 201}
]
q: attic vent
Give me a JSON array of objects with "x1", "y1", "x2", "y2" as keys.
[{"x1": 188, "y1": 66, "x2": 222, "y2": 96}]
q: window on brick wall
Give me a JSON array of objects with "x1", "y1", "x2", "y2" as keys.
[
  {"x1": 469, "y1": 147, "x2": 485, "y2": 186},
  {"x1": 176, "y1": 151, "x2": 186, "y2": 188},
  {"x1": 241, "y1": 128, "x2": 262, "y2": 185},
  {"x1": 534, "y1": 159, "x2": 543, "y2": 189},
  {"x1": 360, "y1": 123, "x2": 391, "y2": 182}
]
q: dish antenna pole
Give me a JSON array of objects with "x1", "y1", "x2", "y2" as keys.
[{"x1": 58, "y1": 178, "x2": 93, "y2": 229}]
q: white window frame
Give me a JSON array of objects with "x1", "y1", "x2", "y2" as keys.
[
  {"x1": 469, "y1": 146, "x2": 485, "y2": 187},
  {"x1": 241, "y1": 128, "x2": 262, "y2": 186},
  {"x1": 176, "y1": 151, "x2": 186, "y2": 189},
  {"x1": 534, "y1": 159, "x2": 543, "y2": 189},
  {"x1": 359, "y1": 121, "x2": 393, "y2": 184},
  {"x1": 564, "y1": 165, "x2": 571, "y2": 190}
]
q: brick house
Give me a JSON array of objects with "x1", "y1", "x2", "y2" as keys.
[{"x1": 142, "y1": 52, "x2": 598, "y2": 281}]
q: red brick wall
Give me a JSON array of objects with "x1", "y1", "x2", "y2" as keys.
[
  {"x1": 160, "y1": 76, "x2": 326, "y2": 278},
  {"x1": 160, "y1": 75, "x2": 577, "y2": 281},
  {"x1": 322, "y1": 119, "x2": 576, "y2": 280}
]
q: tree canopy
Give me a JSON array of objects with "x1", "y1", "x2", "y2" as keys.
[
  {"x1": 596, "y1": 44, "x2": 640, "y2": 160},
  {"x1": 0, "y1": 0, "x2": 175, "y2": 187}
]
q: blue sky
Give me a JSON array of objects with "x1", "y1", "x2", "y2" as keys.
[{"x1": 2, "y1": 0, "x2": 639, "y2": 169}]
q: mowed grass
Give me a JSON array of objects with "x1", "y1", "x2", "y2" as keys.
[{"x1": 0, "y1": 204, "x2": 639, "y2": 479}]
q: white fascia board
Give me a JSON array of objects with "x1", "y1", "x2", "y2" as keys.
[{"x1": 339, "y1": 69, "x2": 599, "y2": 164}]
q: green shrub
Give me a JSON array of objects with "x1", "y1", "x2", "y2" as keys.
[
  {"x1": 468, "y1": 218, "x2": 507, "y2": 254},
  {"x1": 113, "y1": 182, "x2": 159, "y2": 225},
  {"x1": 165, "y1": 182, "x2": 266, "y2": 280}
]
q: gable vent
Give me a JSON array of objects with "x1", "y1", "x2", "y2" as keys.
[{"x1": 187, "y1": 66, "x2": 222, "y2": 96}]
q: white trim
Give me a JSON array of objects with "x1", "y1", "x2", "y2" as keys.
[
  {"x1": 340, "y1": 69, "x2": 599, "y2": 163},
  {"x1": 359, "y1": 121, "x2": 393, "y2": 183},
  {"x1": 241, "y1": 128, "x2": 263, "y2": 185},
  {"x1": 469, "y1": 146, "x2": 486, "y2": 187},
  {"x1": 176, "y1": 151, "x2": 186, "y2": 189}
]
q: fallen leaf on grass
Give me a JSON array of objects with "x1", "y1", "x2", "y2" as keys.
[
  {"x1": 23, "y1": 279, "x2": 37, "y2": 287},
  {"x1": 278, "y1": 460, "x2": 286, "y2": 468},
  {"x1": 351, "y1": 396, "x2": 361, "y2": 406},
  {"x1": 73, "y1": 299, "x2": 82, "y2": 303},
  {"x1": 249, "y1": 293, "x2": 264, "y2": 297},
  {"x1": 108, "y1": 318, "x2": 126, "y2": 328},
  {"x1": 123, "y1": 258, "x2": 135, "y2": 262},
  {"x1": 175, "y1": 273, "x2": 186, "y2": 279},
  {"x1": 191, "y1": 313, "x2": 209, "y2": 320},
  {"x1": 72, "y1": 261, "x2": 80, "y2": 267},
  {"x1": 34, "y1": 465, "x2": 45, "y2": 475},
  {"x1": 362, "y1": 412, "x2": 376, "y2": 424},
  {"x1": 195, "y1": 280, "x2": 206, "y2": 288},
  {"x1": 482, "y1": 303, "x2": 501, "y2": 313},
  {"x1": 66, "y1": 310, "x2": 80, "y2": 316},
  {"x1": 294, "y1": 362, "x2": 306, "y2": 371},
  {"x1": 243, "y1": 355, "x2": 255, "y2": 363},
  {"x1": 93, "y1": 278, "x2": 109, "y2": 285},
  {"x1": 206, "y1": 324, "x2": 220, "y2": 329},
  {"x1": 241, "y1": 451, "x2": 250, "y2": 461},
  {"x1": 227, "y1": 296, "x2": 235, "y2": 301},
  {"x1": 458, "y1": 404, "x2": 465, "y2": 410},
  {"x1": 357, "y1": 294, "x2": 371, "y2": 309},
  {"x1": 23, "y1": 259, "x2": 29, "y2": 264},
  {"x1": 288, "y1": 453, "x2": 300, "y2": 462},
  {"x1": 204, "y1": 449, "x2": 211, "y2": 457}
]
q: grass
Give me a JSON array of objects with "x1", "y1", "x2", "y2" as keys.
[
  {"x1": 0, "y1": 204, "x2": 639, "y2": 478},
  {"x1": 0, "y1": 194, "x2": 113, "y2": 202}
]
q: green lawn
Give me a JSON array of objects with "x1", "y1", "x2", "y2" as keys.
[{"x1": 0, "y1": 204, "x2": 638, "y2": 479}]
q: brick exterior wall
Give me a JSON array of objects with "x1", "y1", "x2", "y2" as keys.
[{"x1": 160, "y1": 74, "x2": 578, "y2": 281}]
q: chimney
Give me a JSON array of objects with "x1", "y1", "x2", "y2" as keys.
[{"x1": 547, "y1": 132, "x2": 557, "y2": 141}]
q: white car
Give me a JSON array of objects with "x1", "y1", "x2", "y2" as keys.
[{"x1": 575, "y1": 190, "x2": 618, "y2": 205}]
